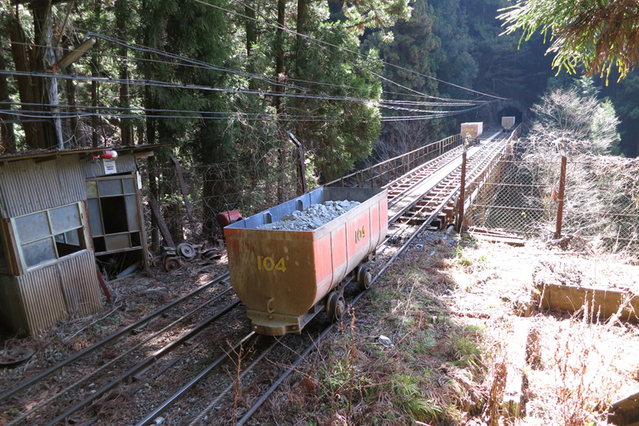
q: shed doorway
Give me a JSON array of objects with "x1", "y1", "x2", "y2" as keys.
[{"x1": 86, "y1": 174, "x2": 147, "y2": 278}]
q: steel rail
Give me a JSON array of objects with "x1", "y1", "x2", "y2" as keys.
[
  {"x1": 6, "y1": 287, "x2": 236, "y2": 426},
  {"x1": 383, "y1": 135, "x2": 509, "y2": 246},
  {"x1": 43, "y1": 299, "x2": 241, "y2": 426},
  {"x1": 325, "y1": 134, "x2": 462, "y2": 188},
  {"x1": 233, "y1": 132, "x2": 513, "y2": 425},
  {"x1": 187, "y1": 339, "x2": 281, "y2": 426},
  {"x1": 385, "y1": 133, "x2": 507, "y2": 223},
  {"x1": 135, "y1": 332, "x2": 257, "y2": 426},
  {"x1": 235, "y1": 326, "x2": 335, "y2": 426},
  {"x1": 232, "y1": 185, "x2": 439, "y2": 425},
  {"x1": 0, "y1": 272, "x2": 231, "y2": 404},
  {"x1": 11, "y1": 129, "x2": 512, "y2": 426}
]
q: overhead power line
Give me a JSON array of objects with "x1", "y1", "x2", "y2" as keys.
[
  {"x1": 0, "y1": 69, "x2": 490, "y2": 120},
  {"x1": 192, "y1": 0, "x2": 508, "y2": 101}
]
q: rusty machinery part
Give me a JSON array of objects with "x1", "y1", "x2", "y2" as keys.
[
  {"x1": 356, "y1": 263, "x2": 372, "y2": 291},
  {"x1": 216, "y1": 210, "x2": 243, "y2": 228},
  {"x1": 164, "y1": 256, "x2": 182, "y2": 271},
  {"x1": 325, "y1": 293, "x2": 346, "y2": 323},
  {"x1": 177, "y1": 243, "x2": 196, "y2": 260},
  {"x1": 0, "y1": 348, "x2": 34, "y2": 368}
]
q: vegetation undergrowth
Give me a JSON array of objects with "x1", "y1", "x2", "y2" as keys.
[{"x1": 267, "y1": 234, "x2": 639, "y2": 426}]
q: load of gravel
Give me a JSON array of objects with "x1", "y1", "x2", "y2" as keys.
[{"x1": 257, "y1": 200, "x2": 361, "y2": 231}]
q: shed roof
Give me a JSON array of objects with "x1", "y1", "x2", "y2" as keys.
[{"x1": 0, "y1": 144, "x2": 168, "y2": 165}]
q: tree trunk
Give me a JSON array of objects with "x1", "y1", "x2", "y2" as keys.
[
  {"x1": 91, "y1": 0, "x2": 101, "y2": 148},
  {"x1": 296, "y1": 0, "x2": 307, "y2": 72},
  {"x1": 145, "y1": 84, "x2": 160, "y2": 252},
  {"x1": 0, "y1": 53, "x2": 16, "y2": 154},
  {"x1": 245, "y1": 5, "x2": 256, "y2": 57},
  {"x1": 32, "y1": 0, "x2": 59, "y2": 149},
  {"x1": 91, "y1": 62, "x2": 100, "y2": 147},
  {"x1": 116, "y1": 5, "x2": 133, "y2": 146},
  {"x1": 275, "y1": 0, "x2": 287, "y2": 203},
  {"x1": 66, "y1": 64, "x2": 80, "y2": 146},
  {"x1": 8, "y1": 16, "x2": 40, "y2": 149},
  {"x1": 118, "y1": 58, "x2": 132, "y2": 145}
]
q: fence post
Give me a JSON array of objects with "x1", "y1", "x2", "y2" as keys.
[
  {"x1": 555, "y1": 155, "x2": 567, "y2": 239},
  {"x1": 455, "y1": 136, "x2": 469, "y2": 232}
]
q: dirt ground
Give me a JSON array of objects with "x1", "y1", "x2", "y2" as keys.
[
  {"x1": 260, "y1": 232, "x2": 639, "y2": 425},
  {"x1": 1, "y1": 234, "x2": 639, "y2": 425}
]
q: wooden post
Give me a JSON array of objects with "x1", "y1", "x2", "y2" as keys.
[
  {"x1": 287, "y1": 131, "x2": 307, "y2": 194},
  {"x1": 555, "y1": 156, "x2": 567, "y2": 239},
  {"x1": 169, "y1": 154, "x2": 194, "y2": 234},
  {"x1": 149, "y1": 197, "x2": 176, "y2": 248},
  {"x1": 455, "y1": 139, "x2": 468, "y2": 232}
]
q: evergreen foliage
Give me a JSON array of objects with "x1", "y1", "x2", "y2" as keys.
[
  {"x1": 1, "y1": 0, "x2": 637, "y2": 240},
  {"x1": 499, "y1": 0, "x2": 639, "y2": 82}
]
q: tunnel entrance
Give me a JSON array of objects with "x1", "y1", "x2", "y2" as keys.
[{"x1": 498, "y1": 107, "x2": 523, "y2": 127}]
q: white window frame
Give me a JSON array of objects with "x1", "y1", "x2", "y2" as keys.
[{"x1": 10, "y1": 202, "x2": 90, "y2": 271}]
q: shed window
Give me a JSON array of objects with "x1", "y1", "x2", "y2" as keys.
[
  {"x1": 86, "y1": 176, "x2": 142, "y2": 254},
  {"x1": 12, "y1": 203, "x2": 87, "y2": 269}
]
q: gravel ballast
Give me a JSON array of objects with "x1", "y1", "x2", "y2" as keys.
[{"x1": 256, "y1": 200, "x2": 360, "y2": 231}]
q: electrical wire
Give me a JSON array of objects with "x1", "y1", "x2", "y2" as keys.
[
  {"x1": 0, "y1": 109, "x2": 343, "y2": 122},
  {"x1": 193, "y1": 0, "x2": 508, "y2": 101},
  {"x1": 1, "y1": 69, "x2": 493, "y2": 120},
  {"x1": 1, "y1": 12, "x2": 500, "y2": 126},
  {"x1": 1, "y1": 101, "x2": 342, "y2": 120},
  {"x1": 2, "y1": 30, "x2": 494, "y2": 110},
  {"x1": 2, "y1": 99, "x2": 481, "y2": 118},
  {"x1": 2, "y1": 38, "x2": 482, "y2": 107},
  {"x1": 0, "y1": 69, "x2": 381, "y2": 103}
]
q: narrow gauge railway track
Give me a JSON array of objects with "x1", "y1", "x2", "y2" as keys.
[
  {"x1": 0, "y1": 273, "x2": 243, "y2": 426},
  {"x1": 123, "y1": 130, "x2": 515, "y2": 426},
  {"x1": 0, "y1": 130, "x2": 513, "y2": 426}
]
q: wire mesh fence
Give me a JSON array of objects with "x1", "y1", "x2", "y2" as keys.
[
  {"x1": 140, "y1": 155, "x2": 300, "y2": 248},
  {"x1": 465, "y1": 146, "x2": 639, "y2": 257},
  {"x1": 142, "y1": 136, "x2": 639, "y2": 259}
]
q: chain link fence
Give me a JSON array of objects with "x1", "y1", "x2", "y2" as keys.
[
  {"x1": 142, "y1": 137, "x2": 639, "y2": 258},
  {"x1": 466, "y1": 142, "x2": 639, "y2": 257},
  {"x1": 140, "y1": 156, "x2": 300, "y2": 248}
]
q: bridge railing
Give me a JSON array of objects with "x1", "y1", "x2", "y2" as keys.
[{"x1": 324, "y1": 134, "x2": 462, "y2": 188}]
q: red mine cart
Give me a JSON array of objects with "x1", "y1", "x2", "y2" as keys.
[{"x1": 224, "y1": 187, "x2": 388, "y2": 335}]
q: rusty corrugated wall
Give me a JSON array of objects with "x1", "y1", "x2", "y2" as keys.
[
  {"x1": 0, "y1": 156, "x2": 86, "y2": 218},
  {"x1": 3, "y1": 250, "x2": 102, "y2": 335},
  {"x1": 84, "y1": 154, "x2": 138, "y2": 178}
]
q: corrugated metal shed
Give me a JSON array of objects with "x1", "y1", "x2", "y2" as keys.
[
  {"x1": 84, "y1": 154, "x2": 138, "y2": 178},
  {"x1": 0, "y1": 146, "x2": 162, "y2": 335},
  {"x1": 0, "y1": 156, "x2": 86, "y2": 218},
  {"x1": 0, "y1": 250, "x2": 101, "y2": 335}
]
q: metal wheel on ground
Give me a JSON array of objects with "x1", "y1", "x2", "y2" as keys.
[
  {"x1": 164, "y1": 256, "x2": 181, "y2": 271},
  {"x1": 177, "y1": 243, "x2": 196, "y2": 260}
]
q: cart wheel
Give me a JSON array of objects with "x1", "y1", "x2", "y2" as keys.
[
  {"x1": 357, "y1": 264, "x2": 372, "y2": 291},
  {"x1": 326, "y1": 293, "x2": 345, "y2": 323},
  {"x1": 164, "y1": 256, "x2": 181, "y2": 271},
  {"x1": 177, "y1": 243, "x2": 196, "y2": 260}
]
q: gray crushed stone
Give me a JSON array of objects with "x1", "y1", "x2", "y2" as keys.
[{"x1": 257, "y1": 200, "x2": 361, "y2": 231}]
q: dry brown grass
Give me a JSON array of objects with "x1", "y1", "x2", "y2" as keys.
[{"x1": 262, "y1": 234, "x2": 639, "y2": 426}]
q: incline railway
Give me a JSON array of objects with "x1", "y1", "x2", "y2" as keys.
[{"x1": 0, "y1": 126, "x2": 520, "y2": 426}]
